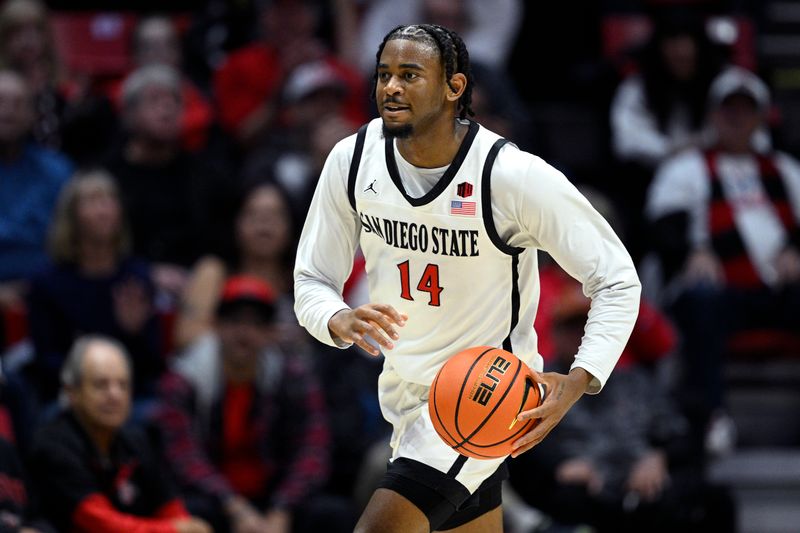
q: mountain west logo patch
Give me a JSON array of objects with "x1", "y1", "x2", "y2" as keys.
[{"x1": 456, "y1": 182, "x2": 473, "y2": 198}]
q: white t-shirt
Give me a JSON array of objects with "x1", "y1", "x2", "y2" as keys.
[
  {"x1": 646, "y1": 148, "x2": 800, "y2": 286},
  {"x1": 294, "y1": 118, "x2": 641, "y2": 393}
]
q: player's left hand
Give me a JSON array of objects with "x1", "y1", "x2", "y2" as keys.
[{"x1": 510, "y1": 367, "x2": 592, "y2": 457}]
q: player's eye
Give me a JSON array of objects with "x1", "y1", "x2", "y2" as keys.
[
  {"x1": 404, "y1": 72, "x2": 418, "y2": 81},
  {"x1": 378, "y1": 72, "x2": 390, "y2": 82}
]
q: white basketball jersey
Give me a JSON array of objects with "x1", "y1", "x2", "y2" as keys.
[{"x1": 349, "y1": 118, "x2": 538, "y2": 385}]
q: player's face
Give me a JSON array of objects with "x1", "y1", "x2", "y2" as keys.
[{"x1": 376, "y1": 38, "x2": 449, "y2": 138}]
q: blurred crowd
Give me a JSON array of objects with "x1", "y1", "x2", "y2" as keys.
[{"x1": 0, "y1": 0, "x2": 798, "y2": 531}]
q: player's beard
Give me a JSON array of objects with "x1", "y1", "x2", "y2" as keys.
[{"x1": 382, "y1": 122, "x2": 413, "y2": 139}]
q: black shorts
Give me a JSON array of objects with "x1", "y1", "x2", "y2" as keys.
[{"x1": 377, "y1": 457, "x2": 507, "y2": 531}]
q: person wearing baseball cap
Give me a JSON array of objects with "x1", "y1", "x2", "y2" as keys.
[
  {"x1": 706, "y1": 66, "x2": 772, "y2": 154},
  {"x1": 215, "y1": 274, "x2": 278, "y2": 323},
  {"x1": 154, "y1": 275, "x2": 355, "y2": 533},
  {"x1": 647, "y1": 66, "x2": 800, "y2": 455},
  {"x1": 707, "y1": 66, "x2": 770, "y2": 113}
]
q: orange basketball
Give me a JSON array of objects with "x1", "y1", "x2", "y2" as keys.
[{"x1": 429, "y1": 346, "x2": 545, "y2": 459}]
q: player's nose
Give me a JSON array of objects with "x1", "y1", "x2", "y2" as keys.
[{"x1": 383, "y1": 75, "x2": 402, "y2": 95}]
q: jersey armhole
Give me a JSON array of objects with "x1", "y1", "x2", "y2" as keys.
[
  {"x1": 481, "y1": 139, "x2": 524, "y2": 256},
  {"x1": 347, "y1": 123, "x2": 369, "y2": 211}
]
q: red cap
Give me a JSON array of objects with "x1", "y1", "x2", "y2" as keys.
[
  {"x1": 217, "y1": 275, "x2": 277, "y2": 320},
  {"x1": 220, "y1": 275, "x2": 276, "y2": 305}
]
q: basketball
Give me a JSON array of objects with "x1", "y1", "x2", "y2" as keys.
[{"x1": 429, "y1": 346, "x2": 545, "y2": 459}]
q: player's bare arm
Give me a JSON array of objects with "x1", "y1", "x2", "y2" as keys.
[
  {"x1": 328, "y1": 303, "x2": 408, "y2": 356},
  {"x1": 509, "y1": 367, "x2": 594, "y2": 457}
]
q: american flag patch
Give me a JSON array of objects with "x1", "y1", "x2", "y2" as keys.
[{"x1": 450, "y1": 200, "x2": 476, "y2": 216}]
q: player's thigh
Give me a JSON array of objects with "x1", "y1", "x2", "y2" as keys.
[
  {"x1": 435, "y1": 505, "x2": 502, "y2": 533},
  {"x1": 354, "y1": 487, "x2": 430, "y2": 533}
]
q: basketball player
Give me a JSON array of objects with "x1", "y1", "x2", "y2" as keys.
[{"x1": 294, "y1": 24, "x2": 641, "y2": 532}]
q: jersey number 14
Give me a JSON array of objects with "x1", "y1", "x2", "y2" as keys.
[{"x1": 397, "y1": 260, "x2": 443, "y2": 306}]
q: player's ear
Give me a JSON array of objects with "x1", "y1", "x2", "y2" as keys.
[{"x1": 446, "y1": 73, "x2": 466, "y2": 102}]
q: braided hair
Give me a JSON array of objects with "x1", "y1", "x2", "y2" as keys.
[{"x1": 372, "y1": 24, "x2": 474, "y2": 120}]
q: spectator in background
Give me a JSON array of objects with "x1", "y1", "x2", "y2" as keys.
[
  {"x1": 28, "y1": 335, "x2": 211, "y2": 533},
  {"x1": 180, "y1": 0, "x2": 260, "y2": 93},
  {"x1": 106, "y1": 64, "x2": 233, "y2": 300},
  {"x1": 154, "y1": 275, "x2": 353, "y2": 533},
  {"x1": 0, "y1": 69, "x2": 72, "y2": 309},
  {"x1": 608, "y1": 8, "x2": 733, "y2": 262},
  {"x1": 213, "y1": 0, "x2": 366, "y2": 150},
  {"x1": 173, "y1": 180, "x2": 302, "y2": 351},
  {"x1": 0, "y1": 367, "x2": 54, "y2": 533},
  {"x1": 26, "y1": 169, "x2": 162, "y2": 413},
  {"x1": 509, "y1": 285, "x2": 736, "y2": 533},
  {"x1": 0, "y1": 435, "x2": 54, "y2": 533},
  {"x1": 646, "y1": 67, "x2": 800, "y2": 454},
  {"x1": 610, "y1": 8, "x2": 728, "y2": 170},
  {"x1": 355, "y1": 0, "x2": 523, "y2": 75},
  {"x1": 0, "y1": 0, "x2": 64, "y2": 149},
  {"x1": 240, "y1": 59, "x2": 358, "y2": 211},
  {"x1": 124, "y1": 15, "x2": 215, "y2": 153},
  {"x1": 0, "y1": 360, "x2": 38, "y2": 453},
  {"x1": 469, "y1": 61, "x2": 534, "y2": 151}
]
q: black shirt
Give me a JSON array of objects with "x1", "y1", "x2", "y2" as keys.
[
  {"x1": 28, "y1": 411, "x2": 179, "y2": 531},
  {"x1": 105, "y1": 148, "x2": 235, "y2": 268}
]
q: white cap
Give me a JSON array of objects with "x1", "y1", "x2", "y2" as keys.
[
  {"x1": 708, "y1": 66, "x2": 770, "y2": 111},
  {"x1": 283, "y1": 60, "x2": 347, "y2": 103}
]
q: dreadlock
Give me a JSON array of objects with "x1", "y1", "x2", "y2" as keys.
[{"x1": 372, "y1": 24, "x2": 474, "y2": 120}]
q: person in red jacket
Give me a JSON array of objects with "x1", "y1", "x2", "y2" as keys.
[
  {"x1": 213, "y1": 0, "x2": 366, "y2": 149},
  {"x1": 28, "y1": 335, "x2": 211, "y2": 533}
]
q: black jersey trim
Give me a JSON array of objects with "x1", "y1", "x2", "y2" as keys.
[
  {"x1": 347, "y1": 123, "x2": 369, "y2": 211},
  {"x1": 481, "y1": 139, "x2": 524, "y2": 256},
  {"x1": 377, "y1": 456, "x2": 508, "y2": 530},
  {"x1": 502, "y1": 254, "x2": 521, "y2": 353},
  {"x1": 384, "y1": 120, "x2": 479, "y2": 207},
  {"x1": 447, "y1": 455, "x2": 469, "y2": 477}
]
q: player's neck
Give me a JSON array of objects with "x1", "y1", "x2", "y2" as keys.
[{"x1": 396, "y1": 119, "x2": 467, "y2": 168}]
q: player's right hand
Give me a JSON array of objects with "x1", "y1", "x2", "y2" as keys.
[{"x1": 329, "y1": 303, "x2": 408, "y2": 356}]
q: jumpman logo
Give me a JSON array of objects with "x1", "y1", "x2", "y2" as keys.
[{"x1": 364, "y1": 180, "x2": 378, "y2": 194}]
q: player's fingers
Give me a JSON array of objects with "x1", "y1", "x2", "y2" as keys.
[
  {"x1": 360, "y1": 320, "x2": 395, "y2": 350},
  {"x1": 529, "y1": 369, "x2": 547, "y2": 383},
  {"x1": 366, "y1": 314, "x2": 401, "y2": 341},
  {"x1": 351, "y1": 333, "x2": 381, "y2": 357},
  {"x1": 510, "y1": 422, "x2": 555, "y2": 457},
  {"x1": 516, "y1": 403, "x2": 548, "y2": 421},
  {"x1": 510, "y1": 427, "x2": 551, "y2": 457},
  {"x1": 371, "y1": 303, "x2": 407, "y2": 326}
]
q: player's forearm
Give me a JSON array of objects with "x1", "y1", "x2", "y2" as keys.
[
  {"x1": 573, "y1": 268, "x2": 641, "y2": 393},
  {"x1": 293, "y1": 273, "x2": 350, "y2": 347}
]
